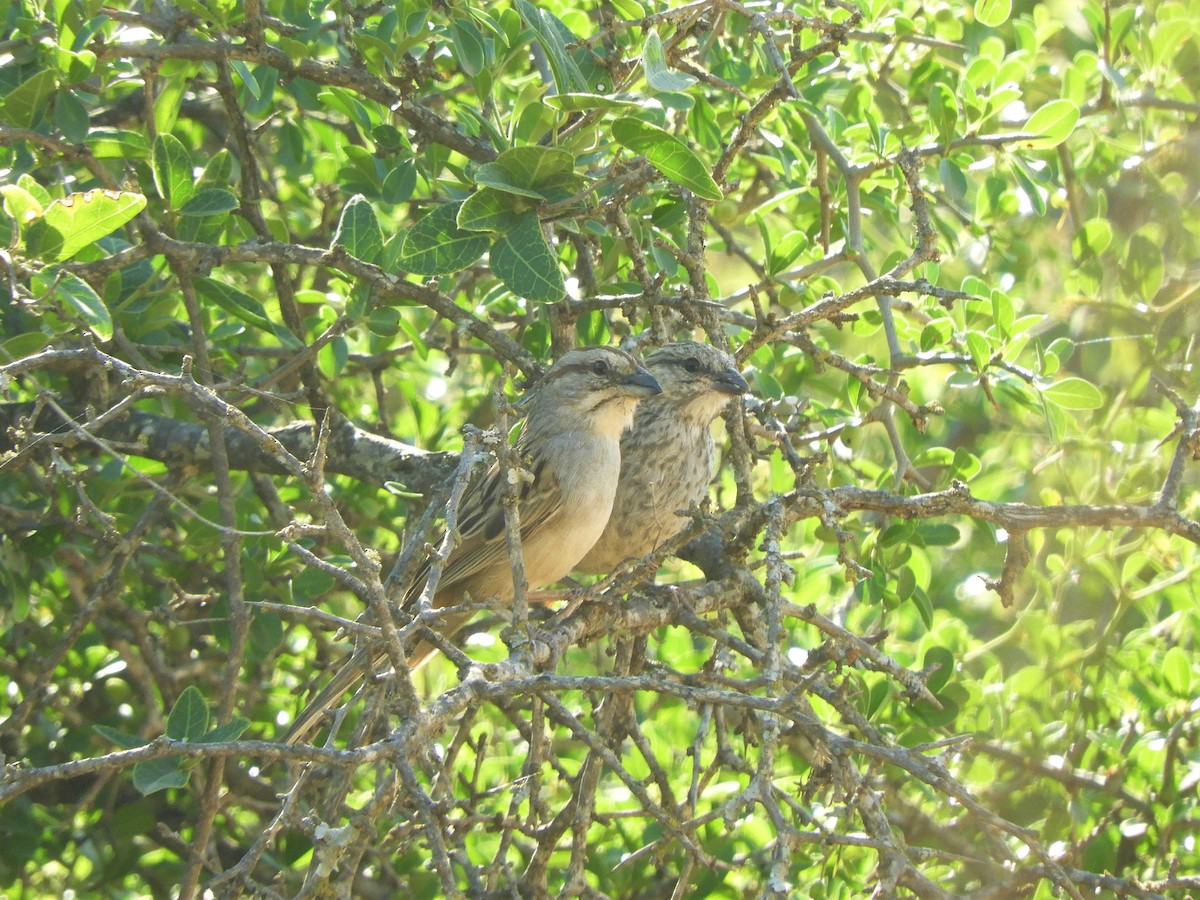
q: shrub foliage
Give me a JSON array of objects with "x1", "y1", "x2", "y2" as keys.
[{"x1": 2, "y1": 0, "x2": 1199, "y2": 896}]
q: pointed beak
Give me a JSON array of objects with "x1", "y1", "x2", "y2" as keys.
[
  {"x1": 621, "y1": 366, "x2": 662, "y2": 397},
  {"x1": 713, "y1": 366, "x2": 750, "y2": 395}
]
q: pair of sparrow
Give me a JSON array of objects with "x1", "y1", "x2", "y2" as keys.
[{"x1": 286, "y1": 342, "x2": 748, "y2": 743}]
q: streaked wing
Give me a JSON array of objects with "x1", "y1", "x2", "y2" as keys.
[{"x1": 403, "y1": 447, "x2": 564, "y2": 608}]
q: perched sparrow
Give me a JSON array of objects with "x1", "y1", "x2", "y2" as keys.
[
  {"x1": 575, "y1": 341, "x2": 748, "y2": 574},
  {"x1": 285, "y1": 347, "x2": 661, "y2": 743}
]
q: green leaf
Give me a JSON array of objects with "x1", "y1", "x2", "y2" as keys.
[
  {"x1": 917, "y1": 524, "x2": 961, "y2": 546},
  {"x1": 56, "y1": 47, "x2": 96, "y2": 84},
  {"x1": 26, "y1": 190, "x2": 147, "y2": 263},
  {"x1": 366, "y1": 306, "x2": 402, "y2": 337},
  {"x1": 991, "y1": 290, "x2": 1014, "y2": 337},
  {"x1": 94, "y1": 725, "x2": 146, "y2": 750},
  {"x1": 928, "y1": 83, "x2": 958, "y2": 146},
  {"x1": 397, "y1": 203, "x2": 490, "y2": 275},
  {"x1": 154, "y1": 75, "x2": 189, "y2": 135},
  {"x1": 910, "y1": 587, "x2": 934, "y2": 629},
  {"x1": 474, "y1": 146, "x2": 576, "y2": 199},
  {"x1": 166, "y1": 685, "x2": 210, "y2": 741},
  {"x1": 199, "y1": 717, "x2": 252, "y2": 743},
  {"x1": 86, "y1": 128, "x2": 150, "y2": 159},
  {"x1": 642, "y1": 30, "x2": 698, "y2": 92},
  {"x1": 152, "y1": 134, "x2": 196, "y2": 208},
  {"x1": 133, "y1": 758, "x2": 189, "y2": 795},
  {"x1": 381, "y1": 161, "x2": 417, "y2": 204},
  {"x1": 179, "y1": 188, "x2": 239, "y2": 217},
  {"x1": 53, "y1": 270, "x2": 113, "y2": 340},
  {"x1": 458, "y1": 188, "x2": 520, "y2": 232},
  {"x1": 1124, "y1": 233, "x2": 1163, "y2": 301},
  {"x1": 195, "y1": 276, "x2": 275, "y2": 331},
  {"x1": 767, "y1": 231, "x2": 808, "y2": 275},
  {"x1": 1023, "y1": 99, "x2": 1079, "y2": 149},
  {"x1": 974, "y1": 0, "x2": 1012, "y2": 27},
  {"x1": 1009, "y1": 157, "x2": 1047, "y2": 217},
  {"x1": 1, "y1": 69, "x2": 59, "y2": 127},
  {"x1": 924, "y1": 647, "x2": 955, "y2": 694},
  {"x1": 490, "y1": 210, "x2": 565, "y2": 302},
  {"x1": 318, "y1": 334, "x2": 349, "y2": 378},
  {"x1": 1, "y1": 184, "x2": 44, "y2": 227},
  {"x1": 230, "y1": 59, "x2": 261, "y2": 99},
  {"x1": 515, "y1": 0, "x2": 591, "y2": 94},
  {"x1": 450, "y1": 17, "x2": 486, "y2": 77},
  {"x1": 1162, "y1": 646, "x2": 1192, "y2": 697},
  {"x1": 1040, "y1": 377, "x2": 1104, "y2": 410},
  {"x1": 1072, "y1": 217, "x2": 1112, "y2": 261},
  {"x1": 965, "y1": 331, "x2": 991, "y2": 371},
  {"x1": 54, "y1": 89, "x2": 90, "y2": 142},
  {"x1": 331, "y1": 194, "x2": 384, "y2": 264},
  {"x1": 913, "y1": 683, "x2": 964, "y2": 728},
  {"x1": 544, "y1": 93, "x2": 642, "y2": 111},
  {"x1": 611, "y1": 117, "x2": 722, "y2": 201}
]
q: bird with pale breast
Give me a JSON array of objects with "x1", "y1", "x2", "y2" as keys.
[
  {"x1": 575, "y1": 341, "x2": 749, "y2": 574},
  {"x1": 284, "y1": 346, "x2": 661, "y2": 744}
]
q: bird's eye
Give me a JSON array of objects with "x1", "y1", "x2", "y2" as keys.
[
  {"x1": 683, "y1": 357, "x2": 702, "y2": 374},
  {"x1": 592, "y1": 359, "x2": 610, "y2": 376}
]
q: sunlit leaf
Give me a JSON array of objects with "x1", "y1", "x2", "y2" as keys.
[
  {"x1": 1023, "y1": 99, "x2": 1079, "y2": 149},
  {"x1": 643, "y1": 30, "x2": 698, "y2": 92},
  {"x1": 490, "y1": 210, "x2": 564, "y2": 301},
  {"x1": 974, "y1": 0, "x2": 1012, "y2": 27},
  {"x1": 166, "y1": 686, "x2": 210, "y2": 741},
  {"x1": 26, "y1": 190, "x2": 147, "y2": 262},
  {"x1": 332, "y1": 194, "x2": 384, "y2": 263},
  {"x1": 397, "y1": 203, "x2": 490, "y2": 275},
  {"x1": 1040, "y1": 377, "x2": 1104, "y2": 410},
  {"x1": 153, "y1": 133, "x2": 196, "y2": 208},
  {"x1": 611, "y1": 117, "x2": 722, "y2": 201}
]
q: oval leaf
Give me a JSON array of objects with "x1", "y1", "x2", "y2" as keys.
[
  {"x1": 1, "y1": 69, "x2": 59, "y2": 128},
  {"x1": 195, "y1": 276, "x2": 275, "y2": 331},
  {"x1": 458, "y1": 187, "x2": 519, "y2": 233},
  {"x1": 611, "y1": 117, "x2": 722, "y2": 201},
  {"x1": 643, "y1": 30, "x2": 698, "y2": 92},
  {"x1": 1023, "y1": 99, "x2": 1079, "y2": 150},
  {"x1": 55, "y1": 270, "x2": 113, "y2": 341},
  {"x1": 132, "y1": 758, "x2": 189, "y2": 795},
  {"x1": 179, "y1": 188, "x2": 239, "y2": 217},
  {"x1": 490, "y1": 210, "x2": 564, "y2": 302},
  {"x1": 153, "y1": 133, "x2": 196, "y2": 208},
  {"x1": 166, "y1": 685, "x2": 210, "y2": 741},
  {"x1": 974, "y1": 0, "x2": 1012, "y2": 27},
  {"x1": 33, "y1": 190, "x2": 147, "y2": 262},
  {"x1": 1040, "y1": 376, "x2": 1104, "y2": 410},
  {"x1": 331, "y1": 194, "x2": 384, "y2": 264},
  {"x1": 397, "y1": 203, "x2": 490, "y2": 275}
]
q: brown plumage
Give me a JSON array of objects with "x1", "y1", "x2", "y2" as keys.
[
  {"x1": 575, "y1": 341, "x2": 748, "y2": 574},
  {"x1": 284, "y1": 347, "x2": 660, "y2": 744}
]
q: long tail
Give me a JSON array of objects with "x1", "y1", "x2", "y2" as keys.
[{"x1": 281, "y1": 631, "x2": 454, "y2": 745}]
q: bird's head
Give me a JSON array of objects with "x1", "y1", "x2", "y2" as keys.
[
  {"x1": 521, "y1": 346, "x2": 662, "y2": 438},
  {"x1": 641, "y1": 342, "x2": 750, "y2": 426}
]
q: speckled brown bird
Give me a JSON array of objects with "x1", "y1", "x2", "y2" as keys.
[
  {"x1": 575, "y1": 341, "x2": 748, "y2": 574},
  {"x1": 285, "y1": 346, "x2": 661, "y2": 744}
]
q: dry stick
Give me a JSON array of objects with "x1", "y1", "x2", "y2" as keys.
[
  {"x1": 493, "y1": 382, "x2": 531, "y2": 653},
  {"x1": 173, "y1": 268, "x2": 250, "y2": 900},
  {"x1": 534, "y1": 692, "x2": 720, "y2": 870}
]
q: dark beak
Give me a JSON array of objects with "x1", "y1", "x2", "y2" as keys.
[
  {"x1": 621, "y1": 366, "x2": 662, "y2": 397},
  {"x1": 713, "y1": 366, "x2": 750, "y2": 395}
]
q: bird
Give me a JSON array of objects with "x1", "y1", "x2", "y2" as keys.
[
  {"x1": 575, "y1": 341, "x2": 748, "y2": 574},
  {"x1": 284, "y1": 346, "x2": 661, "y2": 744}
]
